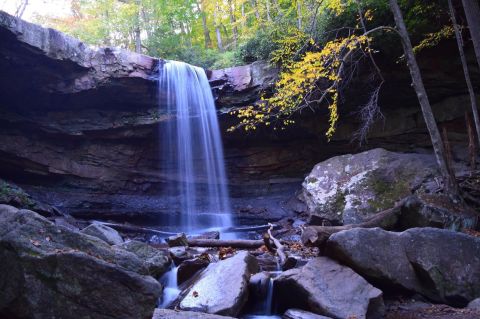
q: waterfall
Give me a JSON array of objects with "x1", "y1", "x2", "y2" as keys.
[
  {"x1": 159, "y1": 60, "x2": 233, "y2": 233},
  {"x1": 158, "y1": 265, "x2": 180, "y2": 308}
]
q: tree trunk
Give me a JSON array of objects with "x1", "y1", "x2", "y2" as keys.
[
  {"x1": 187, "y1": 238, "x2": 264, "y2": 249},
  {"x1": 197, "y1": 0, "x2": 212, "y2": 49},
  {"x1": 266, "y1": 0, "x2": 272, "y2": 21},
  {"x1": 466, "y1": 112, "x2": 477, "y2": 170},
  {"x1": 15, "y1": 0, "x2": 28, "y2": 18},
  {"x1": 301, "y1": 199, "x2": 405, "y2": 247},
  {"x1": 296, "y1": 0, "x2": 302, "y2": 29},
  {"x1": 388, "y1": 0, "x2": 458, "y2": 195},
  {"x1": 214, "y1": 2, "x2": 224, "y2": 51},
  {"x1": 241, "y1": 3, "x2": 246, "y2": 28},
  {"x1": 461, "y1": 0, "x2": 480, "y2": 69},
  {"x1": 449, "y1": 0, "x2": 480, "y2": 147},
  {"x1": 228, "y1": 0, "x2": 238, "y2": 48},
  {"x1": 251, "y1": 0, "x2": 261, "y2": 21},
  {"x1": 134, "y1": 0, "x2": 142, "y2": 53}
]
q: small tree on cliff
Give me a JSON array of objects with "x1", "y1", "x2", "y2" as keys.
[
  {"x1": 448, "y1": 0, "x2": 480, "y2": 148},
  {"x1": 461, "y1": 0, "x2": 480, "y2": 69},
  {"x1": 388, "y1": 0, "x2": 458, "y2": 195}
]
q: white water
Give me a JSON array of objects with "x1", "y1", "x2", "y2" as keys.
[
  {"x1": 159, "y1": 60, "x2": 233, "y2": 233},
  {"x1": 158, "y1": 266, "x2": 180, "y2": 308}
]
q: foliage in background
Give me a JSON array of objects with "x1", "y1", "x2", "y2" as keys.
[{"x1": 34, "y1": 0, "x2": 458, "y2": 139}]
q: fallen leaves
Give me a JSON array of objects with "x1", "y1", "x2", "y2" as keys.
[{"x1": 30, "y1": 239, "x2": 41, "y2": 247}]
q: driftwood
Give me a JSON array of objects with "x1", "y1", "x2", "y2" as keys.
[
  {"x1": 266, "y1": 223, "x2": 297, "y2": 270},
  {"x1": 301, "y1": 199, "x2": 405, "y2": 248},
  {"x1": 92, "y1": 221, "x2": 178, "y2": 236},
  {"x1": 91, "y1": 221, "x2": 277, "y2": 237},
  {"x1": 187, "y1": 238, "x2": 265, "y2": 249}
]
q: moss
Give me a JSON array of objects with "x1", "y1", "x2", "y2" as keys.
[
  {"x1": 333, "y1": 191, "x2": 346, "y2": 212},
  {"x1": 0, "y1": 180, "x2": 36, "y2": 209},
  {"x1": 366, "y1": 172, "x2": 411, "y2": 211}
]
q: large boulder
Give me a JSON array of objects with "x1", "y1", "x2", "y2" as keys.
[
  {"x1": 177, "y1": 256, "x2": 210, "y2": 284},
  {"x1": 326, "y1": 227, "x2": 480, "y2": 306},
  {"x1": 81, "y1": 223, "x2": 124, "y2": 245},
  {"x1": 399, "y1": 195, "x2": 477, "y2": 230},
  {"x1": 301, "y1": 148, "x2": 438, "y2": 225},
  {"x1": 114, "y1": 240, "x2": 171, "y2": 278},
  {"x1": 274, "y1": 257, "x2": 384, "y2": 319},
  {"x1": 152, "y1": 308, "x2": 235, "y2": 319},
  {"x1": 0, "y1": 204, "x2": 162, "y2": 319},
  {"x1": 179, "y1": 251, "x2": 259, "y2": 317}
]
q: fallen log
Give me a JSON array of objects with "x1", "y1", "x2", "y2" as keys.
[
  {"x1": 267, "y1": 223, "x2": 297, "y2": 270},
  {"x1": 91, "y1": 221, "x2": 178, "y2": 236},
  {"x1": 301, "y1": 199, "x2": 405, "y2": 248},
  {"x1": 187, "y1": 238, "x2": 265, "y2": 249}
]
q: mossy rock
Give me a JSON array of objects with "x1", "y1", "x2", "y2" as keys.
[{"x1": 301, "y1": 148, "x2": 438, "y2": 225}]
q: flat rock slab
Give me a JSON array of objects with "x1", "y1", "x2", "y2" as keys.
[
  {"x1": 275, "y1": 257, "x2": 384, "y2": 319},
  {"x1": 179, "y1": 251, "x2": 259, "y2": 317},
  {"x1": 326, "y1": 227, "x2": 480, "y2": 306},
  {"x1": 152, "y1": 309, "x2": 235, "y2": 319}
]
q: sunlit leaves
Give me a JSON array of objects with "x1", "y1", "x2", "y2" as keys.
[{"x1": 230, "y1": 34, "x2": 370, "y2": 139}]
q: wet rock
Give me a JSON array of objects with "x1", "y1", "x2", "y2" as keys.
[
  {"x1": 283, "y1": 309, "x2": 333, "y2": 319},
  {"x1": 115, "y1": 240, "x2": 170, "y2": 277},
  {"x1": 249, "y1": 271, "x2": 272, "y2": 300},
  {"x1": 179, "y1": 251, "x2": 259, "y2": 317},
  {"x1": 467, "y1": 298, "x2": 480, "y2": 310},
  {"x1": 301, "y1": 148, "x2": 438, "y2": 225},
  {"x1": 399, "y1": 195, "x2": 478, "y2": 230},
  {"x1": 177, "y1": 256, "x2": 210, "y2": 284},
  {"x1": 0, "y1": 179, "x2": 61, "y2": 218},
  {"x1": 0, "y1": 204, "x2": 162, "y2": 319},
  {"x1": 81, "y1": 223, "x2": 124, "y2": 245},
  {"x1": 326, "y1": 227, "x2": 480, "y2": 306},
  {"x1": 209, "y1": 61, "x2": 278, "y2": 108},
  {"x1": 189, "y1": 231, "x2": 220, "y2": 240},
  {"x1": 152, "y1": 308, "x2": 235, "y2": 319},
  {"x1": 166, "y1": 233, "x2": 188, "y2": 247},
  {"x1": 275, "y1": 257, "x2": 384, "y2": 319},
  {"x1": 169, "y1": 246, "x2": 194, "y2": 265}
]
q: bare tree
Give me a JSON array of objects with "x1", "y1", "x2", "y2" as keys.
[
  {"x1": 448, "y1": 0, "x2": 480, "y2": 147},
  {"x1": 461, "y1": 0, "x2": 480, "y2": 68},
  {"x1": 389, "y1": 0, "x2": 458, "y2": 195},
  {"x1": 15, "y1": 0, "x2": 28, "y2": 18}
]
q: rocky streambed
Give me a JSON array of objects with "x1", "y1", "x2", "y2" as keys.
[{"x1": 1, "y1": 148, "x2": 480, "y2": 319}]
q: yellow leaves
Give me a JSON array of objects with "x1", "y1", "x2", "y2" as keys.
[
  {"x1": 231, "y1": 34, "x2": 372, "y2": 138},
  {"x1": 413, "y1": 25, "x2": 455, "y2": 55},
  {"x1": 326, "y1": 0, "x2": 348, "y2": 15}
]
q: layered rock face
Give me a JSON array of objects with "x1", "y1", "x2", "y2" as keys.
[{"x1": 0, "y1": 10, "x2": 477, "y2": 223}]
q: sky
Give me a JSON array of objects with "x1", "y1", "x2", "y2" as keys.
[{"x1": 0, "y1": 0, "x2": 71, "y2": 22}]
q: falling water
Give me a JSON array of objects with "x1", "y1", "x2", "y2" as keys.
[
  {"x1": 159, "y1": 60, "x2": 233, "y2": 233},
  {"x1": 158, "y1": 265, "x2": 180, "y2": 308}
]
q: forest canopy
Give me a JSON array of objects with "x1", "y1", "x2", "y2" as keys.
[{"x1": 34, "y1": 0, "x2": 452, "y2": 69}]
